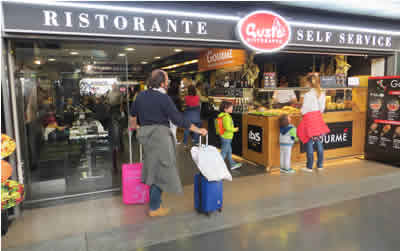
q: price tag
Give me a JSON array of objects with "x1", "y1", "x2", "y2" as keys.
[{"x1": 348, "y1": 77, "x2": 360, "y2": 87}]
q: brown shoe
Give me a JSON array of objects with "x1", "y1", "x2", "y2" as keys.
[{"x1": 149, "y1": 207, "x2": 171, "y2": 217}]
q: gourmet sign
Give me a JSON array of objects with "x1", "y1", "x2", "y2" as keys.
[
  {"x1": 198, "y1": 49, "x2": 246, "y2": 72},
  {"x1": 236, "y1": 11, "x2": 291, "y2": 53}
]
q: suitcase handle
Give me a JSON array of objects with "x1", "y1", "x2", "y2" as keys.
[{"x1": 199, "y1": 135, "x2": 208, "y2": 148}]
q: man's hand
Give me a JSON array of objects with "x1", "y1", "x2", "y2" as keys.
[
  {"x1": 234, "y1": 127, "x2": 239, "y2": 132},
  {"x1": 198, "y1": 128, "x2": 208, "y2": 136}
]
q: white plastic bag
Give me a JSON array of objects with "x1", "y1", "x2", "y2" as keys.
[{"x1": 191, "y1": 136, "x2": 232, "y2": 182}]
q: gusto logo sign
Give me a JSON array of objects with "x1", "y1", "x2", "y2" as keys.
[{"x1": 236, "y1": 11, "x2": 291, "y2": 53}]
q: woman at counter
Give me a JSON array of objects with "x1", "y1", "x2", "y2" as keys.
[
  {"x1": 272, "y1": 77, "x2": 298, "y2": 108},
  {"x1": 298, "y1": 73, "x2": 330, "y2": 173}
]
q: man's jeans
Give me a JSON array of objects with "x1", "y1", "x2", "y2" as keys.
[{"x1": 149, "y1": 184, "x2": 162, "y2": 211}]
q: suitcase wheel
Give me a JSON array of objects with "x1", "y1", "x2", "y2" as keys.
[{"x1": 218, "y1": 208, "x2": 222, "y2": 213}]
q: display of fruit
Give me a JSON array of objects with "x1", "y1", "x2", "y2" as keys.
[{"x1": 250, "y1": 107, "x2": 300, "y2": 117}]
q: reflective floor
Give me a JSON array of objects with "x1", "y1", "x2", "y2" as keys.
[
  {"x1": 143, "y1": 188, "x2": 400, "y2": 251},
  {"x1": 28, "y1": 129, "x2": 264, "y2": 201},
  {"x1": 3, "y1": 159, "x2": 400, "y2": 251}
]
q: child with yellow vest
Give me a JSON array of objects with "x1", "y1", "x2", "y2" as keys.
[{"x1": 216, "y1": 101, "x2": 242, "y2": 170}]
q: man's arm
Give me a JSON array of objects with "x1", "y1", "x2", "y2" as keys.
[{"x1": 130, "y1": 116, "x2": 139, "y2": 130}]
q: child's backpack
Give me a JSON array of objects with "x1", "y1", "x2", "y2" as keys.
[{"x1": 215, "y1": 116, "x2": 225, "y2": 136}]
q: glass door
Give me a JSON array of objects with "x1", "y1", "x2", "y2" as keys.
[{"x1": 12, "y1": 39, "x2": 134, "y2": 201}]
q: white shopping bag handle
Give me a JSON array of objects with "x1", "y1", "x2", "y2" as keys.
[{"x1": 198, "y1": 134, "x2": 208, "y2": 147}]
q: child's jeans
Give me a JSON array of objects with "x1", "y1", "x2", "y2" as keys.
[
  {"x1": 280, "y1": 145, "x2": 293, "y2": 170},
  {"x1": 220, "y1": 137, "x2": 236, "y2": 167}
]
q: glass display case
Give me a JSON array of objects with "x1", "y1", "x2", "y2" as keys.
[{"x1": 208, "y1": 87, "x2": 355, "y2": 116}]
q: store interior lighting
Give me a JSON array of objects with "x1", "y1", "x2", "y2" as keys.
[
  {"x1": 118, "y1": 53, "x2": 126, "y2": 57},
  {"x1": 70, "y1": 51, "x2": 79, "y2": 55},
  {"x1": 48, "y1": 58, "x2": 56, "y2": 62},
  {"x1": 141, "y1": 61, "x2": 148, "y2": 64},
  {"x1": 154, "y1": 56, "x2": 161, "y2": 59},
  {"x1": 125, "y1": 47, "x2": 136, "y2": 51},
  {"x1": 174, "y1": 48, "x2": 183, "y2": 52},
  {"x1": 161, "y1": 59, "x2": 198, "y2": 70},
  {"x1": 34, "y1": 59, "x2": 41, "y2": 65}
]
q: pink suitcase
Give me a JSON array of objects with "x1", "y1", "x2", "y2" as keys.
[
  {"x1": 122, "y1": 142, "x2": 149, "y2": 205},
  {"x1": 122, "y1": 163, "x2": 149, "y2": 204}
]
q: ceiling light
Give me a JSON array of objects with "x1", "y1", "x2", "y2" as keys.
[
  {"x1": 125, "y1": 48, "x2": 136, "y2": 51},
  {"x1": 48, "y1": 58, "x2": 56, "y2": 62},
  {"x1": 118, "y1": 53, "x2": 126, "y2": 57},
  {"x1": 174, "y1": 48, "x2": 183, "y2": 52},
  {"x1": 154, "y1": 56, "x2": 161, "y2": 60},
  {"x1": 34, "y1": 60, "x2": 41, "y2": 65},
  {"x1": 161, "y1": 59, "x2": 198, "y2": 70},
  {"x1": 70, "y1": 51, "x2": 79, "y2": 55},
  {"x1": 141, "y1": 61, "x2": 148, "y2": 64}
]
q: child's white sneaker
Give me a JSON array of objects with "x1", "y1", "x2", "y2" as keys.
[
  {"x1": 231, "y1": 163, "x2": 242, "y2": 170},
  {"x1": 280, "y1": 168, "x2": 296, "y2": 174}
]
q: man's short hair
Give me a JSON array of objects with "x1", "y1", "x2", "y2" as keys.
[{"x1": 147, "y1": 69, "x2": 166, "y2": 88}]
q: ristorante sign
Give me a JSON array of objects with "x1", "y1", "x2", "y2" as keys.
[
  {"x1": 2, "y1": 2, "x2": 399, "y2": 51},
  {"x1": 2, "y1": 1, "x2": 238, "y2": 43}
]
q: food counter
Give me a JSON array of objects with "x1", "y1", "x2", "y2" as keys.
[
  {"x1": 207, "y1": 87, "x2": 368, "y2": 172},
  {"x1": 243, "y1": 111, "x2": 366, "y2": 171}
]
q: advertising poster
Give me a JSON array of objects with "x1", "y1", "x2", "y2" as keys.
[
  {"x1": 365, "y1": 76, "x2": 400, "y2": 166},
  {"x1": 300, "y1": 122, "x2": 353, "y2": 152},
  {"x1": 248, "y1": 125, "x2": 263, "y2": 153}
]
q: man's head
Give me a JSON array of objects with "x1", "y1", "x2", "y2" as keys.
[
  {"x1": 279, "y1": 76, "x2": 288, "y2": 87},
  {"x1": 148, "y1": 69, "x2": 169, "y2": 89}
]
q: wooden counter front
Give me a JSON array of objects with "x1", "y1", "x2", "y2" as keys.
[{"x1": 243, "y1": 111, "x2": 366, "y2": 171}]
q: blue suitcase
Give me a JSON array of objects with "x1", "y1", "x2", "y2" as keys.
[{"x1": 194, "y1": 173, "x2": 223, "y2": 215}]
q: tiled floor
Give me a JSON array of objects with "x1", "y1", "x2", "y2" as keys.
[
  {"x1": 141, "y1": 188, "x2": 400, "y2": 251},
  {"x1": 2, "y1": 158, "x2": 400, "y2": 250}
]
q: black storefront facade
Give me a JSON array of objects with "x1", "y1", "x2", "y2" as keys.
[{"x1": 1, "y1": 1, "x2": 400, "y2": 208}]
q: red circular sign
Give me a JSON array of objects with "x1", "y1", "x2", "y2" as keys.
[{"x1": 237, "y1": 11, "x2": 291, "y2": 53}]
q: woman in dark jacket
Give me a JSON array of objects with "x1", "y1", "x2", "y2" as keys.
[{"x1": 168, "y1": 80, "x2": 183, "y2": 144}]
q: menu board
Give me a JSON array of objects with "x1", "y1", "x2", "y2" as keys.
[
  {"x1": 263, "y1": 72, "x2": 277, "y2": 88},
  {"x1": 365, "y1": 76, "x2": 400, "y2": 166}
]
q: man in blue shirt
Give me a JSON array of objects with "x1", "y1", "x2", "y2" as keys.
[{"x1": 130, "y1": 69, "x2": 207, "y2": 217}]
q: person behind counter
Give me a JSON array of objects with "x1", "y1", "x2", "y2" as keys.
[
  {"x1": 297, "y1": 73, "x2": 330, "y2": 173},
  {"x1": 272, "y1": 76, "x2": 297, "y2": 108}
]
